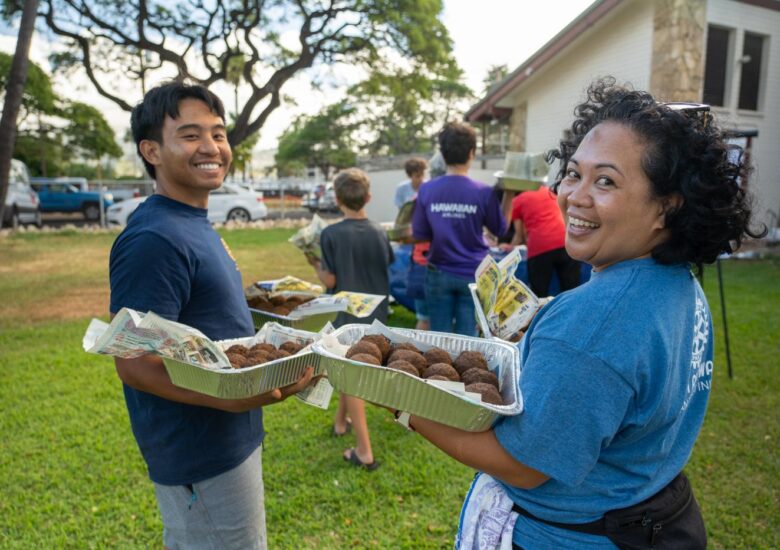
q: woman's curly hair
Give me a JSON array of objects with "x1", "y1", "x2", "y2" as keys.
[{"x1": 547, "y1": 78, "x2": 766, "y2": 271}]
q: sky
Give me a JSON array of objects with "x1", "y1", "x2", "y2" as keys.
[{"x1": 1, "y1": 0, "x2": 595, "y2": 153}]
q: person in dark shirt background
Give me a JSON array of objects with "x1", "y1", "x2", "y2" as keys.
[{"x1": 308, "y1": 168, "x2": 393, "y2": 471}]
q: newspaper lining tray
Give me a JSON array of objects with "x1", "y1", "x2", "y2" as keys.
[
  {"x1": 312, "y1": 324, "x2": 522, "y2": 432},
  {"x1": 249, "y1": 308, "x2": 338, "y2": 332},
  {"x1": 469, "y1": 283, "x2": 493, "y2": 338},
  {"x1": 163, "y1": 335, "x2": 323, "y2": 399}
]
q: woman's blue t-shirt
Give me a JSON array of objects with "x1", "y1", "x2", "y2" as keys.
[
  {"x1": 494, "y1": 258, "x2": 714, "y2": 548},
  {"x1": 109, "y1": 195, "x2": 262, "y2": 485}
]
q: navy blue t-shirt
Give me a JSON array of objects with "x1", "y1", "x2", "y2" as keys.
[{"x1": 109, "y1": 194, "x2": 262, "y2": 485}]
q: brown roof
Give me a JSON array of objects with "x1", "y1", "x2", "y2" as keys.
[{"x1": 466, "y1": 0, "x2": 625, "y2": 122}]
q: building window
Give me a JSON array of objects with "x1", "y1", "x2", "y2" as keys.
[
  {"x1": 738, "y1": 32, "x2": 766, "y2": 111},
  {"x1": 703, "y1": 26, "x2": 732, "y2": 107}
]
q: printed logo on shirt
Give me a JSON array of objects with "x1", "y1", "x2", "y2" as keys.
[
  {"x1": 681, "y1": 295, "x2": 712, "y2": 411},
  {"x1": 220, "y1": 238, "x2": 240, "y2": 271},
  {"x1": 430, "y1": 202, "x2": 478, "y2": 219}
]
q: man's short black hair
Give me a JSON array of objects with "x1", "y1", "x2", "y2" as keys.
[
  {"x1": 130, "y1": 81, "x2": 227, "y2": 179},
  {"x1": 438, "y1": 122, "x2": 477, "y2": 165}
]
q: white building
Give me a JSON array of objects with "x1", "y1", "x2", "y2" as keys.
[{"x1": 467, "y1": 0, "x2": 780, "y2": 229}]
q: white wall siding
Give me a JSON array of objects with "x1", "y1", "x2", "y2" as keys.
[
  {"x1": 707, "y1": 0, "x2": 780, "y2": 227},
  {"x1": 507, "y1": 0, "x2": 655, "y2": 156}
]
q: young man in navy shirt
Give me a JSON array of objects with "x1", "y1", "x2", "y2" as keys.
[{"x1": 110, "y1": 82, "x2": 313, "y2": 549}]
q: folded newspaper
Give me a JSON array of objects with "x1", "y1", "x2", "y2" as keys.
[
  {"x1": 253, "y1": 275, "x2": 323, "y2": 295},
  {"x1": 289, "y1": 291, "x2": 386, "y2": 319},
  {"x1": 82, "y1": 308, "x2": 232, "y2": 369},
  {"x1": 474, "y1": 248, "x2": 541, "y2": 341},
  {"x1": 288, "y1": 214, "x2": 328, "y2": 260}
]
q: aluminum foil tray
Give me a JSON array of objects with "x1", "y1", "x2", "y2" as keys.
[
  {"x1": 163, "y1": 335, "x2": 323, "y2": 400},
  {"x1": 312, "y1": 325, "x2": 522, "y2": 432},
  {"x1": 249, "y1": 308, "x2": 338, "y2": 332}
]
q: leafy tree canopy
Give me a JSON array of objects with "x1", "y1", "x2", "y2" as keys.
[
  {"x1": 5, "y1": 0, "x2": 458, "y2": 146},
  {"x1": 0, "y1": 52, "x2": 122, "y2": 175},
  {"x1": 275, "y1": 101, "x2": 357, "y2": 179},
  {"x1": 0, "y1": 51, "x2": 56, "y2": 117},
  {"x1": 348, "y1": 67, "x2": 473, "y2": 156}
]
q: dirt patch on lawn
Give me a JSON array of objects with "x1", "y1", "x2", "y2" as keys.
[{"x1": 3, "y1": 287, "x2": 109, "y2": 325}]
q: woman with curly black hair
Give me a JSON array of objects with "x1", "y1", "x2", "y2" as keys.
[{"x1": 391, "y1": 79, "x2": 765, "y2": 549}]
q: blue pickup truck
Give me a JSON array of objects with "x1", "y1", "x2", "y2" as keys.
[{"x1": 31, "y1": 178, "x2": 113, "y2": 221}]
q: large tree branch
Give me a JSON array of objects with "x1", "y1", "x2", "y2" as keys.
[{"x1": 42, "y1": 6, "x2": 133, "y2": 111}]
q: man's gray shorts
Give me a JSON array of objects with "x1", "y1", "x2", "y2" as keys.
[{"x1": 154, "y1": 446, "x2": 266, "y2": 550}]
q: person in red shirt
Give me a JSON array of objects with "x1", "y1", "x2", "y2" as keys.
[{"x1": 509, "y1": 186, "x2": 581, "y2": 296}]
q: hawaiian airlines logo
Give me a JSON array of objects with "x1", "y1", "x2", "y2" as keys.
[
  {"x1": 430, "y1": 202, "x2": 477, "y2": 218},
  {"x1": 681, "y1": 295, "x2": 713, "y2": 411}
]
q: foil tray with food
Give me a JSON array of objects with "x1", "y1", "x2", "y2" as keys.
[
  {"x1": 311, "y1": 321, "x2": 522, "y2": 432},
  {"x1": 163, "y1": 322, "x2": 325, "y2": 399}
]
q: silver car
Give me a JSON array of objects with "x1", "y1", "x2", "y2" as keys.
[{"x1": 2, "y1": 160, "x2": 42, "y2": 228}]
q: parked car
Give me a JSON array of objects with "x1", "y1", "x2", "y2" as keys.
[
  {"x1": 2, "y1": 159, "x2": 42, "y2": 229},
  {"x1": 31, "y1": 177, "x2": 114, "y2": 221},
  {"x1": 302, "y1": 183, "x2": 338, "y2": 213},
  {"x1": 107, "y1": 183, "x2": 268, "y2": 226}
]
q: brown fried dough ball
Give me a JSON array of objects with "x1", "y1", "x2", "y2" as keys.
[
  {"x1": 346, "y1": 341, "x2": 383, "y2": 363},
  {"x1": 270, "y1": 295, "x2": 288, "y2": 306},
  {"x1": 465, "y1": 382, "x2": 504, "y2": 406},
  {"x1": 227, "y1": 352, "x2": 250, "y2": 369},
  {"x1": 280, "y1": 341, "x2": 304, "y2": 354},
  {"x1": 387, "y1": 360, "x2": 421, "y2": 376},
  {"x1": 265, "y1": 349, "x2": 286, "y2": 361},
  {"x1": 245, "y1": 351, "x2": 270, "y2": 365},
  {"x1": 390, "y1": 342, "x2": 422, "y2": 355},
  {"x1": 247, "y1": 295, "x2": 272, "y2": 309},
  {"x1": 453, "y1": 351, "x2": 488, "y2": 375},
  {"x1": 461, "y1": 368, "x2": 500, "y2": 390},
  {"x1": 426, "y1": 374, "x2": 450, "y2": 382},
  {"x1": 423, "y1": 347, "x2": 452, "y2": 366},
  {"x1": 423, "y1": 363, "x2": 460, "y2": 382},
  {"x1": 275, "y1": 349, "x2": 291, "y2": 359},
  {"x1": 348, "y1": 353, "x2": 381, "y2": 366},
  {"x1": 225, "y1": 344, "x2": 249, "y2": 356},
  {"x1": 360, "y1": 335, "x2": 392, "y2": 362},
  {"x1": 249, "y1": 343, "x2": 276, "y2": 354},
  {"x1": 271, "y1": 306, "x2": 291, "y2": 316},
  {"x1": 386, "y1": 349, "x2": 427, "y2": 372}
]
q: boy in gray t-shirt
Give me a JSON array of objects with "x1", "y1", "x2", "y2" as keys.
[{"x1": 308, "y1": 168, "x2": 393, "y2": 471}]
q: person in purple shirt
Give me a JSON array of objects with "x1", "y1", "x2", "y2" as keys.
[{"x1": 412, "y1": 122, "x2": 513, "y2": 335}]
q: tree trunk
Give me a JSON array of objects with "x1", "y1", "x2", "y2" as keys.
[{"x1": 0, "y1": 0, "x2": 40, "y2": 224}]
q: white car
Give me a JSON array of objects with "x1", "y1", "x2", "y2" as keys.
[
  {"x1": 2, "y1": 160, "x2": 42, "y2": 228},
  {"x1": 107, "y1": 183, "x2": 268, "y2": 226}
]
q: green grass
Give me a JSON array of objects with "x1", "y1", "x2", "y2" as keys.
[{"x1": 0, "y1": 230, "x2": 778, "y2": 548}]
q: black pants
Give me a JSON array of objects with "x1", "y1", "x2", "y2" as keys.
[{"x1": 526, "y1": 247, "x2": 581, "y2": 297}]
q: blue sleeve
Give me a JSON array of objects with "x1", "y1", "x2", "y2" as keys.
[
  {"x1": 411, "y1": 189, "x2": 431, "y2": 240},
  {"x1": 109, "y1": 231, "x2": 192, "y2": 321},
  {"x1": 483, "y1": 187, "x2": 507, "y2": 237},
  {"x1": 394, "y1": 184, "x2": 405, "y2": 209},
  {"x1": 494, "y1": 337, "x2": 633, "y2": 487}
]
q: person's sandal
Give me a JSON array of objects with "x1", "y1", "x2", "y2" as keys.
[
  {"x1": 343, "y1": 448, "x2": 380, "y2": 471},
  {"x1": 331, "y1": 419, "x2": 352, "y2": 438}
]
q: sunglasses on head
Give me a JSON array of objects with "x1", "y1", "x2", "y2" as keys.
[{"x1": 661, "y1": 101, "x2": 711, "y2": 114}]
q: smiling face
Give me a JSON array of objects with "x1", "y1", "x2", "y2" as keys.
[
  {"x1": 557, "y1": 122, "x2": 671, "y2": 271},
  {"x1": 139, "y1": 98, "x2": 231, "y2": 207}
]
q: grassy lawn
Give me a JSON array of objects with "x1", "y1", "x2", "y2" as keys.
[{"x1": 0, "y1": 229, "x2": 778, "y2": 548}]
